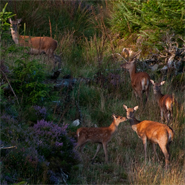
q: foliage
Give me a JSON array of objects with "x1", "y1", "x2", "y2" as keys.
[
  {"x1": 110, "y1": 0, "x2": 185, "y2": 47},
  {"x1": 1, "y1": 114, "x2": 80, "y2": 184},
  {"x1": 11, "y1": 58, "x2": 50, "y2": 105},
  {"x1": 0, "y1": 3, "x2": 15, "y2": 42}
]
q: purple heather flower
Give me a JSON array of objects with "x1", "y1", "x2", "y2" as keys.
[
  {"x1": 33, "y1": 105, "x2": 47, "y2": 118},
  {"x1": 55, "y1": 141, "x2": 63, "y2": 147}
]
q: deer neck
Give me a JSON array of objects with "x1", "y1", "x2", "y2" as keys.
[
  {"x1": 154, "y1": 88, "x2": 163, "y2": 104},
  {"x1": 128, "y1": 117, "x2": 140, "y2": 132},
  {"x1": 128, "y1": 64, "x2": 136, "y2": 81},
  {"x1": 109, "y1": 121, "x2": 118, "y2": 133},
  {"x1": 10, "y1": 28, "x2": 19, "y2": 44}
]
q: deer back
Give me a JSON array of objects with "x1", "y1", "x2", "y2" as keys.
[
  {"x1": 137, "y1": 120, "x2": 174, "y2": 143},
  {"x1": 77, "y1": 127, "x2": 112, "y2": 143}
]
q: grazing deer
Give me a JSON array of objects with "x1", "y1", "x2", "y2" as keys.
[
  {"x1": 121, "y1": 59, "x2": 150, "y2": 106},
  {"x1": 75, "y1": 114, "x2": 127, "y2": 163},
  {"x1": 9, "y1": 18, "x2": 61, "y2": 70},
  {"x1": 123, "y1": 104, "x2": 174, "y2": 169},
  {"x1": 150, "y1": 80, "x2": 175, "y2": 124}
]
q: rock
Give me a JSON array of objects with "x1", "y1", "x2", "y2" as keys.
[
  {"x1": 150, "y1": 64, "x2": 159, "y2": 71},
  {"x1": 71, "y1": 119, "x2": 80, "y2": 127}
]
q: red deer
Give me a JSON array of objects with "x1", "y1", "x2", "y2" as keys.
[
  {"x1": 121, "y1": 59, "x2": 150, "y2": 106},
  {"x1": 9, "y1": 18, "x2": 61, "y2": 70},
  {"x1": 123, "y1": 104, "x2": 174, "y2": 169},
  {"x1": 75, "y1": 115, "x2": 127, "y2": 163},
  {"x1": 150, "y1": 80, "x2": 175, "y2": 124}
]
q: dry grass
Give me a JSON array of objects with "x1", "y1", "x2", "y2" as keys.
[{"x1": 69, "y1": 86, "x2": 185, "y2": 184}]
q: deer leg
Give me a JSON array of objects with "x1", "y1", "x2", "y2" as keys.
[
  {"x1": 166, "y1": 109, "x2": 172, "y2": 124},
  {"x1": 138, "y1": 91, "x2": 144, "y2": 108},
  {"x1": 166, "y1": 143, "x2": 170, "y2": 161},
  {"x1": 91, "y1": 143, "x2": 101, "y2": 162},
  {"x1": 158, "y1": 143, "x2": 169, "y2": 170},
  {"x1": 145, "y1": 87, "x2": 149, "y2": 103},
  {"x1": 163, "y1": 109, "x2": 170, "y2": 124},
  {"x1": 134, "y1": 90, "x2": 138, "y2": 98},
  {"x1": 102, "y1": 143, "x2": 108, "y2": 163},
  {"x1": 160, "y1": 109, "x2": 164, "y2": 123},
  {"x1": 75, "y1": 139, "x2": 86, "y2": 153},
  {"x1": 152, "y1": 143, "x2": 159, "y2": 162},
  {"x1": 142, "y1": 137, "x2": 147, "y2": 163}
]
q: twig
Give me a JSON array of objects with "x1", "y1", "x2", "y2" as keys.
[
  {"x1": 49, "y1": 16, "x2": 52, "y2": 38},
  {"x1": 75, "y1": 100, "x2": 82, "y2": 125},
  {"x1": 0, "y1": 146, "x2": 17, "y2": 150},
  {"x1": 0, "y1": 68, "x2": 20, "y2": 106}
]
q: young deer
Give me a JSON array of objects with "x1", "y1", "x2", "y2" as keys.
[
  {"x1": 150, "y1": 80, "x2": 175, "y2": 124},
  {"x1": 121, "y1": 59, "x2": 150, "y2": 105},
  {"x1": 9, "y1": 18, "x2": 61, "y2": 70},
  {"x1": 75, "y1": 114, "x2": 127, "y2": 163},
  {"x1": 123, "y1": 104, "x2": 174, "y2": 169}
]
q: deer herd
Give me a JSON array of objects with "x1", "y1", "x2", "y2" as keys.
[
  {"x1": 9, "y1": 19, "x2": 176, "y2": 170},
  {"x1": 75, "y1": 50, "x2": 176, "y2": 170}
]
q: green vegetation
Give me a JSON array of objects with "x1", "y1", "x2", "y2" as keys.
[{"x1": 0, "y1": 1, "x2": 185, "y2": 184}]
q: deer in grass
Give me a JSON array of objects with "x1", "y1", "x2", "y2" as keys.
[
  {"x1": 75, "y1": 114, "x2": 127, "y2": 163},
  {"x1": 150, "y1": 80, "x2": 175, "y2": 124},
  {"x1": 123, "y1": 104, "x2": 174, "y2": 169},
  {"x1": 121, "y1": 58, "x2": 150, "y2": 106},
  {"x1": 9, "y1": 18, "x2": 61, "y2": 70}
]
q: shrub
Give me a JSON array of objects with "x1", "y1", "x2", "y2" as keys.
[
  {"x1": 11, "y1": 59, "x2": 51, "y2": 106},
  {"x1": 1, "y1": 115, "x2": 80, "y2": 184}
]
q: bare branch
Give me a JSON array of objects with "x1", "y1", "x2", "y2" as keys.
[
  {"x1": 0, "y1": 146, "x2": 17, "y2": 150},
  {"x1": 0, "y1": 68, "x2": 20, "y2": 106}
]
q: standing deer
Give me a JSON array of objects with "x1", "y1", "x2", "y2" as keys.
[
  {"x1": 150, "y1": 80, "x2": 175, "y2": 124},
  {"x1": 9, "y1": 18, "x2": 61, "y2": 70},
  {"x1": 75, "y1": 114, "x2": 127, "y2": 163},
  {"x1": 121, "y1": 59, "x2": 150, "y2": 106},
  {"x1": 123, "y1": 104, "x2": 174, "y2": 169}
]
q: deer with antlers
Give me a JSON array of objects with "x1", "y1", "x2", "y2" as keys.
[
  {"x1": 9, "y1": 18, "x2": 61, "y2": 70},
  {"x1": 121, "y1": 58, "x2": 150, "y2": 106},
  {"x1": 75, "y1": 114, "x2": 127, "y2": 163},
  {"x1": 123, "y1": 104, "x2": 174, "y2": 169},
  {"x1": 150, "y1": 80, "x2": 175, "y2": 124}
]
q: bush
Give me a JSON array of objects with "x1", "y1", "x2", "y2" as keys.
[
  {"x1": 1, "y1": 115, "x2": 80, "y2": 184},
  {"x1": 11, "y1": 58, "x2": 51, "y2": 106}
]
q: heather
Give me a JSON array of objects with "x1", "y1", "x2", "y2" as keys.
[
  {"x1": 0, "y1": 1, "x2": 185, "y2": 185},
  {"x1": 1, "y1": 113, "x2": 79, "y2": 184}
]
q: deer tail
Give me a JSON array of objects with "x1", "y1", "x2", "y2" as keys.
[{"x1": 141, "y1": 78, "x2": 149, "y2": 91}]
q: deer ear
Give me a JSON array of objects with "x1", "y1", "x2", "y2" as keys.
[
  {"x1": 134, "y1": 106, "x2": 139, "y2": 111},
  {"x1": 112, "y1": 114, "x2": 116, "y2": 119},
  {"x1": 150, "y1": 79, "x2": 155, "y2": 85},
  {"x1": 123, "y1": 104, "x2": 128, "y2": 110},
  {"x1": 160, "y1": 81, "x2": 165, "y2": 86}
]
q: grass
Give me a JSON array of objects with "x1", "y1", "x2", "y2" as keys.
[
  {"x1": 67, "y1": 83, "x2": 185, "y2": 184},
  {"x1": 2, "y1": 42, "x2": 184, "y2": 183},
  {"x1": 1, "y1": 1, "x2": 185, "y2": 184}
]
